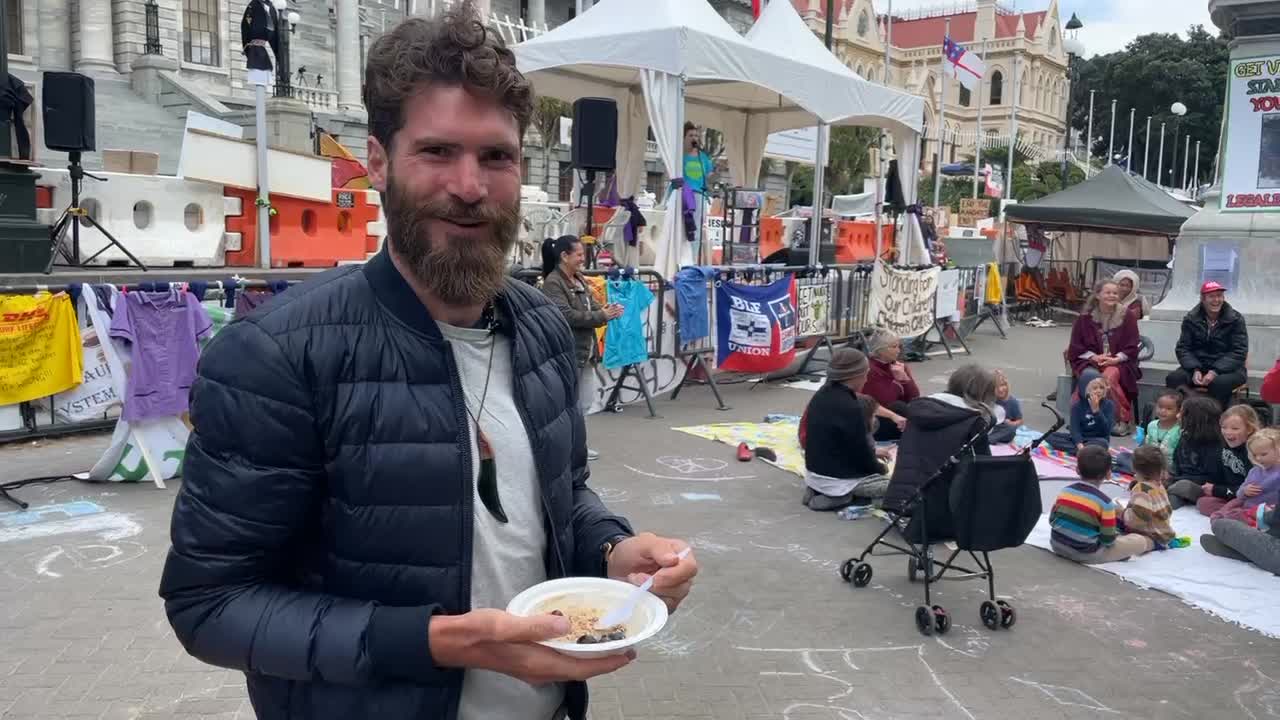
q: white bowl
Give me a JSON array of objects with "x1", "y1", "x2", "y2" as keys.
[{"x1": 506, "y1": 577, "x2": 669, "y2": 658}]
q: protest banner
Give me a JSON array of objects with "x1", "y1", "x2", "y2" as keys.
[
  {"x1": 1222, "y1": 54, "x2": 1280, "y2": 212},
  {"x1": 867, "y1": 260, "x2": 941, "y2": 338},
  {"x1": 0, "y1": 292, "x2": 83, "y2": 405},
  {"x1": 936, "y1": 269, "x2": 963, "y2": 321},
  {"x1": 796, "y1": 283, "x2": 830, "y2": 337},
  {"x1": 715, "y1": 276, "x2": 797, "y2": 373}
]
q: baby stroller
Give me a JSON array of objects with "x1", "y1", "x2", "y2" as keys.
[{"x1": 839, "y1": 402, "x2": 1065, "y2": 636}]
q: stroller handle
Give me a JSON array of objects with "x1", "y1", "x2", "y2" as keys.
[{"x1": 1023, "y1": 402, "x2": 1067, "y2": 452}]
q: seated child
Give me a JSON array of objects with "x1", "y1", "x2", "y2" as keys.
[
  {"x1": 1167, "y1": 395, "x2": 1225, "y2": 508},
  {"x1": 1049, "y1": 446, "x2": 1154, "y2": 564},
  {"x1": 988, "y1": 369, "x2": 1023, "y2": 444},
  {"x1": 1144, "y1": 390, "x2": 1183, "y2": 464},
  {"x1": 1184, "y1": 404, "x2": 1258, "y2": 516},
  {"x1": 860, "y1": 395, "x2": 895, "y2": 464},
  {"x1": 1047, "y1": 377, "x2": 1114, "y2": 454},
  {"x1": 1123, "y1": 446, "x2": 1176, "y2": 547},
  {"x1": 1211, "y1": 428, "x2": 1280, "y2": 522}
]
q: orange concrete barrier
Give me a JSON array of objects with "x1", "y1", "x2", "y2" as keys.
[
  {"x1": 760, "y1": 217, "x2": 785, "y2": 260},
  {"x1": 834, "y1": 220, "x2": 895, "y2": 263},
  {"x1": 224, "y1": 188, "x2": 380, "y2": 267}
]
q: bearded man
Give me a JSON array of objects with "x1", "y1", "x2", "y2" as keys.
[{"x1": 158, "y1": 5, "x2": 697, "y2": 719}]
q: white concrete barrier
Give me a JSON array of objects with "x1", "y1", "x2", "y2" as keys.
[{"x1": 36, "y1": 169, "x2": 228, "y2": 267}]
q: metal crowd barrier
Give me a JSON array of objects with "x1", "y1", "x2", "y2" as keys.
[{"x1": 0, "y1": 279, "x2": 296, "y2": 445}]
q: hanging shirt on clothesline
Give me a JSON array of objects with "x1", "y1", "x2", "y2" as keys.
[
  {"x1": 673, "y1": 266, "x2": 716, "y2": 346},
  {"x1": 0, "y1": 291, "x2": 82, "y2": 405},
  {"x1": 110, "y1": 289, "x2": 212, "y2": 422},
  {"x1": 603, "y1": 278, "x2": 655, "y2": 369}
]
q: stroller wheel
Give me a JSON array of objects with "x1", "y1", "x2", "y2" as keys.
[
  {"x1": 907, "y1": 556, "x2": 920, "y2": 583},
  {"x1": 839, "y1": 559, "x2": 854, "y2": 582},
  {"x1": 997, "y1": 600, "x2": 1017, "y2": 628},
  {"x1": 980, "y1": 600, "x2": 1001, "y2": 630},
  {"x1": 852, "y1": 563, "x2": 873, "y2": 587},
  {"x1": 932, "y1": 606, "x2": 951, "y2": 634},
  {"x1": 914, "y1": 605, "x2": 935, "y2": 636}
]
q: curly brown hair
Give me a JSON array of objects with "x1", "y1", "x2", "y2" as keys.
[{"x1": 363, "y1": 0, "x2": 533, "y2": 152}]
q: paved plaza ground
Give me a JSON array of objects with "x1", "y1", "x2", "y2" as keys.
[{"x1": 1, "y1": 323, "x2": 1278, "y2": 720}]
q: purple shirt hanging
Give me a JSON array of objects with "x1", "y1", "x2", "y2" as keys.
[{"x1": 110, "y1": 289, "x2": 213, "y2": 421}]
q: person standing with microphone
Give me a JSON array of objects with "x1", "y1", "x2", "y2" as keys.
[{"x1": 683, "y1": 122, "x2": 715, "y2": 263}]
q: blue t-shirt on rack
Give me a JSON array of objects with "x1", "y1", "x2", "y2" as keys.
[
  {"x1": 673, "y1": 266, "x2": 716, "y2": 345},
  {"x1": 603, "y1": 279, "x2": 656, "y2": 369}
]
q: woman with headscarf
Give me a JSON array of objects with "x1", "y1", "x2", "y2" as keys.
[
  {"x1": 1113, "y1": 269, "x2": 1151, "y2": 321},
  {"x1": 861, "y1": 329, "x2": 919, "y2": 441},
  {"x1": 1068, "y1": 280, "x2": 1142, "y2": 435},
  {"x1": 540, "y1": 235, "x2": 623, "y2": 460}
]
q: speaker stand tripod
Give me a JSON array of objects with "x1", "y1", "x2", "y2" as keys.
[{"x1": 44, "y1": 151, "x2": 147, "y2": 273}]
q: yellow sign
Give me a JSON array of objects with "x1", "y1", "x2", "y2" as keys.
[{"x1": 0, "y1": 292, "x2": 83, "y2": 405}]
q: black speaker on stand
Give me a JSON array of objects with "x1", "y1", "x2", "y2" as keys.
[
  {"x1": 571, "y1": 97, "x2": 617, "y2": 269},
  {"x1": 41, "y1": 71, "x2": 146, "y2": 273}
]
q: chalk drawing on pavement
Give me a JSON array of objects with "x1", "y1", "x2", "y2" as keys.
[
  {"x1": 1009, "y1": 676, "x2": 1120, "y2": 714},
  {"x1": 0, "y1": 501, "x2": 146, "y2": 581}
]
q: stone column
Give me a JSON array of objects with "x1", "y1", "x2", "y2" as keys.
[
  {"x1": 39, "y1": 0, "x2": 73, "y2": 70},
  {"x1": 1141, "y1": 0, "x2": 1280, "y2": 384},
  {"x1": 335, "y1": 0, "x2": 363, "y2": 116},
  {"x1": 528, "y1": 0, "x2": 546, "y2": 27},
  {"x1": 75, "y1": 0, "x2": 117, "y2": 74}
]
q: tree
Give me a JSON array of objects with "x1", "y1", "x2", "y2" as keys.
[
  {"x1": 1069, "y1": 26, "x2": 1228, "y2": 186},
  {"x1": 530, "y1": 97, "x2": 571, "y2": 189},
  {"x1": 785, "y1": 126, "x2": 880, "y2": 206}
]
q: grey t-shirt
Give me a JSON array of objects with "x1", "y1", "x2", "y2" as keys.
[{"x1": 439, "y1": 321, "x2": 565, "y2": 720}]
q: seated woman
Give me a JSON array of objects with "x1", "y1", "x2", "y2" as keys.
[
  {"x1": 883, "y1": 365, "x2": 997, "y2": 538},
  {"x1": 1201, "y1": 507, "x2": 1280, "y2": 576},
  {"x1": 801, "y1": 349, "x2": 891, "y2": 511},
  {"x1": 1167, "y1": 281, "x2": 1250, "y2": 410},
  {"x1": 1114, "y1": 269, "x2": 1150, "y2": 322},
  {"x1": 1068, "y1": 280, "x2": 1141, "y2": 436},
  {"x1": 861, "y1": 329, "x2": 918, "y2": 441}
]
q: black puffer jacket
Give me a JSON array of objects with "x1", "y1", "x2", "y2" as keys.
[
  {"x1": 159, "y1": 248, "x2": 632, "y2": 720},
  {"x1": 884, "y1": 395, "x2": 991, "y2": 541},
  {"x1": 1175, "y1": 302, "x2": 1249, "y2": 375}
]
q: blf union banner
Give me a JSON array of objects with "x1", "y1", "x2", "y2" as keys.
[
  {"x1": 867, "y1": 260, "x2": 940, "y2": 338},
  {"x1": 1222, "y1": 54, "x2": 1280, "y2": 212}
]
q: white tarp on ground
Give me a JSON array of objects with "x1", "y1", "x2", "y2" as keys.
[{"x1": 1025, "y1": 507, "x2": 1280, "y2": 639}]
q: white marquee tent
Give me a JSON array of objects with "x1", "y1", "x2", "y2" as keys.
[{"x1": 514, "y1": 0, "x2": 927, "y2": 277}]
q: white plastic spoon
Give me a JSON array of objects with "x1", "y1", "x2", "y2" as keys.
[{"x1": 596, "y1": 547, "x2": 692, "y2": 630}]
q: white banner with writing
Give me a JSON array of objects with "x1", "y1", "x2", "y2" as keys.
[
  {"x1": 1222, "y1": 54, "x2": 1280, "y2": 211},
  {"x1": 796, "y1": 283, "x2": 830, "y2": 337},
  {"x1": 868, "y1": 260, "x2": 941, "y2": 338}
]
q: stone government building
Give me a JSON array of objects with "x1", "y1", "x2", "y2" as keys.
[{"x1": 10, "y1": 0, "x2": 1068, "y2": 200}]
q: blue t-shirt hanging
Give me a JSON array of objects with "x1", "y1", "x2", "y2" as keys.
[
  {"x1": 673, "y1": 266, "x2": 716, "y2": 345},
  {"x1": 604, "y1": 279, "x2": 655, "y2": 369}
]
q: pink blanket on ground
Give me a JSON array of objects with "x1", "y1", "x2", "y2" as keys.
[{"x1": 992, "y1": 444, "x2": 1132, "y2": 486}]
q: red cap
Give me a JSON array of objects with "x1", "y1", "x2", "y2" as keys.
[{"x1": 1200, "y1": 281, "x2": 1227, "y2": 295}]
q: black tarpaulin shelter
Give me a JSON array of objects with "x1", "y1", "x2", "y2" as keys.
[{"x1": 1005, "y1": 165, "x2": 1196, "y2": 235}]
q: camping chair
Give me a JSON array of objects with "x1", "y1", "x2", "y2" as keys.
[{"x1": 841, "y1": 403, "x2": 1066, "y2": 636}]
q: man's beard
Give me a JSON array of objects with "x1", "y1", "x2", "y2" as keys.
[{"x1": 385, "y1": 176, "x2": 519, "y2": 306}]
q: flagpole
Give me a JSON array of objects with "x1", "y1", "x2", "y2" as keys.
[
  {"x1": 809, "y1": 0, "x2": 835, "y2": 267},
  {"x1": 933, "y1": 17, "x2": 950, "y2": 210},
  {"x1": 1157, "y1": 121, "x2": 1166, "y2": 188},
  {"x1": 1107, "y1": 98, "x2": 1116, "y2": 165},
  {"x1": 874, "y1": 0, "x2": 892, "y2": 261},
  {"x1": 973, "y1": 39, "x2": 987, "y2": 198},
  {"x1": 1005, "y1": 52, "x2": 1018, "y2": 201},
  {"x1": 1143, "y1": 115, "x2": 1152, "y2": 180},
  {"x1": 1182, "y1": 134, "x2": 1190, "y2": 190},
  {"x1": 1126, "y1": 107, "x2": 1135, "y2": 171},
  {"x1": 1193, "y1": 139, "x2": 1201, "y2": 193},
  {"x1": 1085, "y1": 89, "x2": 1094, "y2": 177}
]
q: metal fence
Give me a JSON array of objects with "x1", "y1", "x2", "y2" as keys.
[{"x1": 2, "y1": 263, "x2": 1010, "y2": 443}]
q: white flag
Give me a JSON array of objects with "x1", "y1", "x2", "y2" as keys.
[{"x1": 943, "y1": 36, "x2": 986, "y2": 91}]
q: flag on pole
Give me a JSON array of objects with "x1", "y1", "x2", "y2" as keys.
[
  {"x1": 943, "y1": 36, "x2": 985, "y2": 91},
  {"x1": 752, "y1": 0, "x2": 762, "y2": 19}
]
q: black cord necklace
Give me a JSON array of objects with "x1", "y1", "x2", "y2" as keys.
[{"x1": 461, "y1": 304, "x2": 508, "y2": 523}]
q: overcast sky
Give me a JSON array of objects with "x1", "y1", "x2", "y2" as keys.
[{"x1": 874, "y1": 0, "x2": 1215, "y2": 57}]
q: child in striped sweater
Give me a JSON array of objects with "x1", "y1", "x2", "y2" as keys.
[
  {"x1": 1050, "y1": 446, "x2": 1155, "y2": 564},
  {"x1": 1123, "y1": 446, "x2": 1176, "y2": 547}
]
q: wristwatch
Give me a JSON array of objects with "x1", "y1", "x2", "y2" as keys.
[{"x1": 600, "y1": 533, "x2": 631, "y2": 577}]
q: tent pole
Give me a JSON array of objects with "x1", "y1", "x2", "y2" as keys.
[
  {"x1": 809, "y1": 0, "x2": 835, "y2": 267},
  {"x1": 973, "y1": 39, "x2": 987, "y2": 198},
  {"x1": 874, "y1": 1, "x2": 892, "y2": 261}
]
